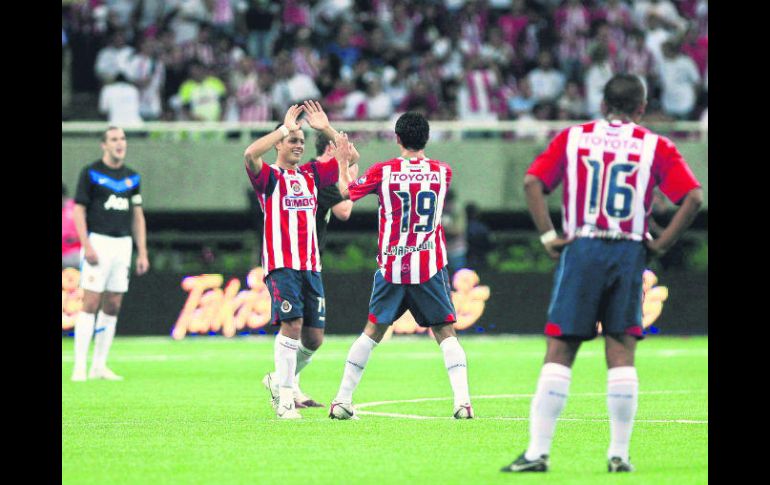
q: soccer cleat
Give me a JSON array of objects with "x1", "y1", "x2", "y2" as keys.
[
  {"x1": 608, "y1": 457, "x2": 634, "y2": 472},
  {"x1": 276, "y1": 401, "x2": 302, "y2": 419},
  {"x1": 89, "y1": 367, "x2": 124, "y2": 380},
  {"x1": 71, "y1": 368, "x2": 87, "y2": 382},
  {"x1": 453, "y1": 403, "x2": 474, "y2": 419},
  {"x1": 294, "y1": 388, "x2": 324, "y2": 408},
  {"x1": 262, "y1": 372, "x2": 279, "y2": 410},
  {"x1": 329, "y1": 401, "x2": 359, "y2": 420},
  {"x1": 500, "y1": 453, "x2": 549, "y2": 472}
]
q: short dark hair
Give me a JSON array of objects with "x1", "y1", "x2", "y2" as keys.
[
  {"x1": 315, "y1": 132, "x2": 332, "y2": 156},
  {"x1": 395, "y1": 111, "x2": 430, "y2": 150},
  {"x1": 603, "y1": 74, "x2": 646, "y2": 116}
]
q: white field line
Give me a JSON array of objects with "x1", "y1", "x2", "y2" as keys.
[{"x1": 354, "y1": 391, "x2": 708, "y2": 424}]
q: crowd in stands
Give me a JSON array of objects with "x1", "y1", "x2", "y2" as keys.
[{"x1": 62, "y1": 0, "x2": 708, "y2": 125}]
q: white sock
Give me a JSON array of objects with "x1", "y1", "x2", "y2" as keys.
[
  {"x1": 73, "y1": 312, "x2": 95, "y2": 373},
  {"x1": 525, "y1": 363, "x2": 572, "y2": 461},
  {"x1": 91, "y1": 312, "x2": 118, "y2": 372},
  {"x1": 335, "y1": 333, "x2": 377, "y2": 404},
  {"x1": 439, "y1": 337, "x2": 471, "y2": 406},
  {"x1": 274, "y1": 333, "x2": 299, "y2": 406},
  {"x1": 607, "y1": 366, "x2": 638, "y2": 462},
  {"x1": 295, "y1": 343, "x2": 315, "y2": 380}
]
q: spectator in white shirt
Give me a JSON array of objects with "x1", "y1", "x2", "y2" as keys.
[
  {"x1": 94, "y1": 31, "x2": 135, "y2": 85},
  {"x1": 126, "y1": 37, "x2": 165, "y2": 121},
  {"x1": 364, "y1": 77, "x2": 394, "y2": 120},
  {"x1": 584, "y1": 44, "x2": 614, "y2": 119},
  {"x1": 527, "y1": 52, "x2": 566, "y2": 103},
  {"x1": 98, "y1": 73, "x2": 143, "y2": 125},
  {"x1": 659, "y1": 41, "x2": 701, "y2": 119}
]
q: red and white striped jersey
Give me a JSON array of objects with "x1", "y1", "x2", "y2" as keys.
[
  {"x1": 246, "y1": 159, "x2": 339, "y2": 275},
  {"x1": 349, "y1": 157, "x2": 452, "y2": 284},
  {"x1": 527, "y1": 119, "x2": 701, "y2": 241}
]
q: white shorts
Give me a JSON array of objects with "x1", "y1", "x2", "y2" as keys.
[{"x1": 79, "y1": 233, "x2": 133, "y2": 293}]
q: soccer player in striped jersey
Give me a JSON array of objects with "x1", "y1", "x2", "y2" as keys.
[
  {"x1": 244, "y1": 100, "x2": 354, "y2": 419},
  {"x1": 327, "y1": 112, "x2": 474, "y2": 420},
  {"x1": 501, "y1": 74, "x2": 703, "y2": 473}
]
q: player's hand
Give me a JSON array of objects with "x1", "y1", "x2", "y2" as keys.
[
  {"x1": 303, "y1": 100, "x2": 330, "y2": 131},
  {"x1": 644, "y1": 238, "x2": 668, "y2": 258},
  {"x1": 84, "y1": 245, "x2": 99, "y2": 265},
  {"x1": 135, "y1": 254, "x2": 150, "y2": 275},
  {"x1": 544, "y1": 237, "x2": 573, "y2": 260},
  {"x1": 331, "y1": 132, "x2": 353, "y2": 163},
  {"x1": 282, "y1": 104, "x2": 305, "y2": 132}
]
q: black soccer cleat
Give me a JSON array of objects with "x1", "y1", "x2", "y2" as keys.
[
  {"x1": 608, "y1": 456, "x2": 634, "y2": 472},
  {"x1": 500, "y1": 452, "x2": 549, "y2": 472}
]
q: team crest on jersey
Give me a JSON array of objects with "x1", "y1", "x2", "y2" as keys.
[
  {"x1": 356, "y1": 176, "x2": 366, "y2": 185},
  {"x1": 280, "y1": 300, "x2": 292, "y2": 313},
  {"x1": 125, "y1": 178, "x2": 134, "y2": 188},
  {"x1": 401, "y1": 263, "x2": 410, "y2": 273},
  {"x1": 291, "y1": 182, "x2": 302, "y2": 194}
]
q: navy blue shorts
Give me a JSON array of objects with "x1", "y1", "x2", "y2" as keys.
[
  {"x1": 368, "y1": 267, "x2": 457, "y2": 327},
  {"x1": 545, "y1": 238, "x2": 646, "y2": 341},
  {"x1": 265, "y1": 269, "x2": 326, "y2": 328}
]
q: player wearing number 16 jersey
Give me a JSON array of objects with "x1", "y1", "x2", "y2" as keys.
[
  {"x1": 326, "y1": 112, "x2": 474, "y2": 421},
  {"x1": 501, "y1": 74, "x2": 703, "y2": 473}
]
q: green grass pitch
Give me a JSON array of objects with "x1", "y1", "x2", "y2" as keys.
[{"x1": 62, "y1": 335, "x2": 707, "y2": 484}]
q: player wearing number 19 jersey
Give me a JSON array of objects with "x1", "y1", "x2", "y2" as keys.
[
  {"x1": 327, "y1": 112, "x2": 474, "y2": 421},
  {"x1": 502, "y1": 74, "x2": 703, "y2": 473}
]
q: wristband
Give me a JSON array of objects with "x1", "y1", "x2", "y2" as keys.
[
  {"x1": 540, "y1": 230, "x2": 558, "y2": 245},
  {"x1": 278, "y1": 125, "x2": 290, "y2": 137}
]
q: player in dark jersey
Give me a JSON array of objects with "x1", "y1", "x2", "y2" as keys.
[
  {"x1": 70, "y1": 126, "x2": 150, "y2": 382},
  {"x1": 501, "y1": 74, "x2": 703, "y2": 473}
]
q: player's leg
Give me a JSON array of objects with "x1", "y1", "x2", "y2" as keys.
[
  {"x1": 503, "y1": 240, "x2": 601, "y2": 472},
  {"x1": 264, "y1": 269, "x2": 305, "y2": 418},
  {"x1": 330, "y1": 271, "x2": 403, "y2": 419},
  {"x1": 292, "y1": 272, "x2": 326, "y2": 408},
  {"x1": 601, "y1": 240, "x2": 646, "y2": 472},
  {"x1": 409, "y1": 267, "x2": 472, "y2": 418},
  {"x1": 72, "y1": 289, "x2": 101, "y2": 381},
  {"x1": 89, "y1": 291, "x2": 124, "y2": 380}
]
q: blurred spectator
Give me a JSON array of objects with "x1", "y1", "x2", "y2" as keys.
[
  {"x1": 399, "y1": 80, "x2": 441, "y2": 119},
  {"x1": 497, "y1": 0, "x2": 530, "y2": 52},
  {"x1": 126, "y1": 36, "x2": 166, "y2": 121},
  {"x1": 556, "y1": 80, "x2": 586, "y2": 120},
  {"x1": 457, "y1": 58, "x2": 501, "y2": 121},
  {"x1": 507, "y1": 77, "x2": 536, "y2": 119},
  {"x1": 245, "y1": 0, "x2": 279, "y2": 61},
  {"x1": 281, "y1": 0, "x2": 311, "y2": 33},
  {"x1": 209, "y1": 0, "x2": 238, "y2": 36},
  {"x1": 229, "y1": 58, "x2": 271, "y2": 122},
  {"x1": 644, "y1": 11, "x2": 674, "y2": 69},
  {"x1": 633, "y1": 0, "x2": 687, "y2": 32},
  {"x1": 479, "y1": 27, "x2": 515, "y2": 67},
  {"x1": 658, "y1": 41, "x2": 701, "y2": 119},
  {"x1": 363, "y1": 77, "x2": 394, "y2": 121},
  {"x1": 554, "y1": 0, "x2": 591, "y2": 38},
  {"x1": 99, "y1": 72, "x2": 143, "y2": 124},
  {"x1": 181, "y1": 24, "x2": 216, "y2": 69},
  {"x1": 584, "y1": 44, "x2": 614, "y2": 119},
  {"x1": 167, "y1": 0, "x2": 210, "y2": 45},
  {"x1": 94, "y1": 30, "x2": 135, "y2": 85},
  {"x1": 465, "y1": 203, "x2": 492, "y2": 271},
  {"x1": 527, "y1": 51, "x2": 566, "y2": 103},
  {"x1": 442, "y1": 190, "x2": 468, "y2": 275},
  {"x1": 178, "y1": 62, "x2": 227, "y2": 121},
  {"x1": 291, "y1": 29, "x2": 322, "y2": 78},
  {"x1": 623, "y1": 29, "x2": 656, "y2": 90},
  {"x1": 556, "y1": 33, "x2": 589, "y2": 83},
  {"x1": 62, "y1": 183, "x2": 82, "y2": 269},
  {"x1": 681, "y1": 24, "x2": 708, "y2": 77},
  {"x1": 270, "y1": 52, "x2": 321, "y2": 114},
  {"x1": 381, "y1": 2, "x2": 418, "y2": 54},
  {"x1": 105, "y1": 0, "x2": 142, "y2": 39}
]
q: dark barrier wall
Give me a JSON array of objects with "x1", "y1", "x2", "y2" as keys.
[{"x1": 110, "y1": 270, "x2": 707, "y2": 336}]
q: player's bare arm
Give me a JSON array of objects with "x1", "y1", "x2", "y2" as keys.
[
  {"x1": 332, "y1": 133, "x2": 354, "y2": 200},
  {"x1": 645, "y1": 187, "x2": 703, "y2": 257},
  {"x1": 331, "y1": 163, "x2": 359, "y2": 220},
  {"x1": 72, "y1": 203, "x2": 99, "y2": 265},
  {"x1": 132, "y1": 205, "x2": 150, "y2": 275},
  {"x1": 524, "y1": 174, "x2": 573, "y2": 259},
  {"x1": 243, "y1": 104, "x2": 305, "y2": 173}
]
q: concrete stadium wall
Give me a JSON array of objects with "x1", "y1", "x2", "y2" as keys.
[{"x1": 62, "y1": 138, "x2": 708, "y2": 212}]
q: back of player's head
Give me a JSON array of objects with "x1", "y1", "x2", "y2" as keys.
[
  {"x1": 395, "y1": 112, "x2": 430, "y2": 151},
  {"x1": 315, "y1": 132, "x2": 332, "y2": 156},
  {"x1": 603, "y1": 74, "x2": 646, "y2": 116}
]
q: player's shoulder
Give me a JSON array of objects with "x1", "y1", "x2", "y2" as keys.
[{"x1": 427, "y1": 158, "x2": 452, "y2": 172}]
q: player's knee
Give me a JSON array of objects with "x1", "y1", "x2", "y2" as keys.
[
  {"x1": 432, "y1": 323, "x2": 457, "y2": 344},
  {"x1": 280, "y1": 319, "x2": 303, "y2": 339},
  {"x1": 301, "y1": 332, "x2": 323, "y2": 351},
  {"x1": 363, "y1": 322, "x2": 387, "y2": 343},
  {"x1": 545, "y1": 337, "x2": 580, "y2": 367}
]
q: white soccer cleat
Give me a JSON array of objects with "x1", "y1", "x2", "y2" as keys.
[
  {"x1": 276, "y1": 401, "x2": 302, "y2": 419},
  {"x1": 453, "y1": 403, "x2": 475, "y2": 419},
  {"x1": 71, "y1": 367, "x2": 87, "y2": 382},
  {"x1": 329, "y1": 401, "x2": 359, "y2": 420},
  {"x1": 89, "y1": 367, "x2": 124, "y2": 381},
  {"x1": 262, "y1": 372, "x2": 280, "y2": 410}
]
